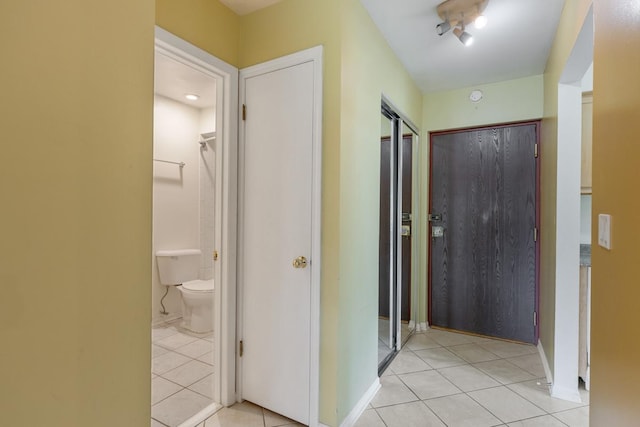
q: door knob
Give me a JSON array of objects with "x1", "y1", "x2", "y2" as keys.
[{"x1": 293, "y1": 256, "x2": 308, "y2": 269}]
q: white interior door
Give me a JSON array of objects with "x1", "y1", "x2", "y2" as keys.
[{"x1": 240, "y1": 51, "x2": 320, "y2": 425}]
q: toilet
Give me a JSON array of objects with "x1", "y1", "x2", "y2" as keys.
[{"x1": 156, "y1": 249, "x2": 214, "y2": 333}]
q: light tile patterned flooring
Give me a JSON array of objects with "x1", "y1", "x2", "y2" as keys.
[
  {"x1": 153, "y1": 323, "x2": 589, "y2": 427},
  {"x1": 358, "y1": 328, "x2": 590, "y2": 427},
  {"x1": 152, "y1": 319, "x2": 217, "y2": 427}
]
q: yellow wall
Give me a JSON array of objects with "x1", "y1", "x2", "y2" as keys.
[
  {"x1": 0, "y1": 0, "x2": 154, "y2": 425},
  {"x1": 156, "y1": 0, "x2": 240, "y2": 66},
  {"x1": 540, "y1": 0, "x2": 591, "y2": 374},
  {"x1": 338, "y1": 0, "x2": 422, "y2": 421},
  {"x1": 590, "y1": 2, "x2": 640, "y2": 424},
  {"x1": 420, "y1": 76, "x2": 543, "y2": 325}
]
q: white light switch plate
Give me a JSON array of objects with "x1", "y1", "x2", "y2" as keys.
[{"x1": 598, "y1": 214, "x2": 612, "y2": 250}]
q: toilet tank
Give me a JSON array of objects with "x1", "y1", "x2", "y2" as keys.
[{"x1": 156, "y1": 249, "x2": 201, "y2": 285}]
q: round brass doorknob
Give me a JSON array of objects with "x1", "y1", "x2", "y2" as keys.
[{"x1": 293, "y1": 256, "x2": 308, "y2": 269}]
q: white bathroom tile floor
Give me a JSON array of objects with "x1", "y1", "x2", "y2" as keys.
[
  {"x1": 151, "y1": 318, "x2": 216, "y2": 427},
  {"x1": 152, "y1": 324, "x2": 589, "y2": 427}
]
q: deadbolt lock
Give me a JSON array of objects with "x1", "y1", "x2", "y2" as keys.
[{"x1": 293, "y1": 256, "x2": 308, "y2": 269}]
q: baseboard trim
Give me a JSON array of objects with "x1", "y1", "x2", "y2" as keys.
[
  {"x1": 178, "y1": 402, "x2": 223, "y2": 427},
  {"x1": 338, "y1": 378, "x2": 381, "y2": 427},
  {"x1": 551, "y1": 384, "x2": 583, "y2": 403},
  {"x1": 416, "y1": 322, "x2": 429, "y2": 332},
  {"x1": 537, "y1": 340, "x2": 553, "y2": 385}
]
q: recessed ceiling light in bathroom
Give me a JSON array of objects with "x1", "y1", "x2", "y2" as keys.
[{"x1": 184, "y1": 94, "x2": 199, "y2": 101}]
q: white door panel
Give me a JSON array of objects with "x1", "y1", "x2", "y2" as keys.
[{"x1": 241, "y1": 61, "x2": 314, "y2": 424}]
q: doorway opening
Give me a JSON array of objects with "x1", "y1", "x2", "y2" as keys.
[
  {"x1": 378, "y1": 100, "x2": 420, "y2": 372},
  {"x1": 150, "y1": 27, "x2": 239, "y2": 426}
]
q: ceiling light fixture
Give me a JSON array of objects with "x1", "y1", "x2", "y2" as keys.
[
  {"x1": 454, "y1": 26, "x2": 474, "y2": 46},
  {"x1": 184, "y1": 94, "x2": 199, "y2": 101},
  {"x1": 436, "y1": 20, "x2": 452, "y2": 36},
  {"x1": 435, "y1": 0, "x2": 489, "y2": 46}
]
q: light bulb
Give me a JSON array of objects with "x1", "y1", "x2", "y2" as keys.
[
  {"x1": 474, "y1": 14, "x2": 488, "y2": 29},
  {"x1": 185, "y1": 94, "x2": 199, "y2": 101}
]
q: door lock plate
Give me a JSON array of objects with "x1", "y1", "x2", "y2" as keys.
[{"x1": 431, "y1": 226, "x2": 444, "y2": 238}]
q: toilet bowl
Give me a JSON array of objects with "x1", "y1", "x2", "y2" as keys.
[
  {"x1": 155, "y1": 249, "x2": 215, "y2": 334},
  {"x1": 178, "y1": 279, "x2": 214, "y2": 333}
]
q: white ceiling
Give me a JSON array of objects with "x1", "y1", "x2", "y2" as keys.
[
  {"x1": 219, "y1": 0, "x2": 282, "y2": 15},
  {"x1": 159, "y1": 0, "x2": 564, "y2": 100},
  {"x1": 154, "y1": 53, "x2": 217, "y2": 109},
  {"x1": 360, "y1": 0, "x2": 566, "y2": 93}
]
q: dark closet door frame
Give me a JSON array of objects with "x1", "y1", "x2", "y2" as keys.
[{"x1": 427, "y1": 120, "x2": 542, "y2": 343}]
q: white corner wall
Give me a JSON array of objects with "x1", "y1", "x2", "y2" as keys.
[{"x1": 152, "y1": 95, "x2": 203, "y2": 321}]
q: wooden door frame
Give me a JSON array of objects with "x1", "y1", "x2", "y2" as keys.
[
  {"x1": 237, "y1": 46, "x2": 323, "y2": 426},
  {"x1": 427, "y1": 120, "x2": 541, "y2": 342}
]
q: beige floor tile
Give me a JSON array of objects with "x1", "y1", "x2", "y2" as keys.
[
  {"x1": 370, "y1": 375, "x2": 419, "y2": 408},
  {"x1": 424, "y1": 393, "x2": 502, "y2": 427},
  {"x1": 478, "y1": 341, "x2": 538, "y2": 359},
  {"x1": 506, "y1": 380, "x2": 586, "y2": 413},
  {"x1": 152, "y1": 325, "x2": 180, "y2": 341},
  {"x1": 399, "y1": 370, "x2": 461, "y2": 400},
  {"x1": 414, "y1": 347, "x2": 467, "y2": 369},
  {"x1": 468, "y1": 386, "x2": 546, "y2": 423},
  {"x1": 152, "y1": 389, "x2": 212, "y2": 427},
  {"x1": 163, "y1": 360, "x2": 214, "y2": 387},
  {"x1": 204, "y1": 401, "x2": 264, "y2": 427},
  {"x1": 448, "y1": 343, "x2": 502, "y2": 363},
  {"x1": 427, "y1": 330, "x2": 475, "y2": 347},
  {"x1": 353, "y1": 409, "x2": 386, "y2": 427},
  {"x1": 156, "y1": 332, "x2": 200, "y2": 350},
  {"x1": 152, "y1": 351, "x2": 191, "y2": 375},
  {"x1": 263, "y1": 407, "x2": 303, "y2": 426},
  {"x1": 174, "y1": 339, "x2": 213, "y2": 358},
  {"x1": 507, "y1": 353, "x2": 547, "y2": 377},
  {"x1": 197, "y1": 351, "x2": 215, "y2": 366},
  {"x1": 507, "y1": 415, "x2": 567, "y2": 426},
  {"x1": 151, "y1": 377, "x2": 183, "y2": 405},
  {"x1": 151, "y1": 418, "x2": 167, "y2": 427},
  {"x1": 438, "y1": 365, "x2": 501, "y2": 392},
  {"x1": 553, "y1": 406, "x2": 589, "y2": 427},
  {"x1": 406, "y1": 334, "x2": 442, "y2": 351},
  {"x1": 473, "y1": 359, "x2": 537, "y2": 385},
  {"x1": 389, "y1": 350, "x2": 433, "y2": 374},
  {"x1": 152, "y1": 344, "x2": 170, "y2": 358},
  {"x1": 189, "y1": 374, "x2": 214, "y2": 399},
  {"x1": 377, "y1": 401, "x2": 446, "y2": 427}
]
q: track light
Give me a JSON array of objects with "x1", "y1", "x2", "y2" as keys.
[
  {"x1": 436, "y1": 20, "x2": 451, "y2": 36},
  {"x1": 435, "y1": 0, "x2": 488, "y2": 46},
  {"x1": 453, "y1": 27, "x2": 474, "y2": 46}
]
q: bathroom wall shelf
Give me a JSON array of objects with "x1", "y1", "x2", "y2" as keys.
[{"x1": 153, "y1": 159, "x2": 185, "y2": 168}]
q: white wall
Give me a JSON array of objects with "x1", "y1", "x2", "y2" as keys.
[{"x1": 152, "y1": 95, "x2": 203, "y2": 321}]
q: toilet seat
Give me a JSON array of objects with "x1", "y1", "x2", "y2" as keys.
[{"x1": 182, "y1": 279, "x2": 214, "y2": 292}]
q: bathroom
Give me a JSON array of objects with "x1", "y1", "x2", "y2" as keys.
[{"x1": 151, "y1": 50, "x2": 221, "y2": 426}]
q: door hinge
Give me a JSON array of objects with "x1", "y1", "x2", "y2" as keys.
[
  {"x1": 242, "y1": 104, "x2": 246, "y2": 121},
  {"x1": 534, "y1": 143, "x2": 539, "y2": 158},
  {"x1": 212, "y1": 250, "x2": 218, "y2": 261},
  {"x1": 239, "y1": 340, "x2": 244, "y2": 357},
  {"x1": 533, "y1": 311, "x2": 537, "y2": 327},
  {"x1": 534, "y1": 227, "x2": 538, "y2": 242}
]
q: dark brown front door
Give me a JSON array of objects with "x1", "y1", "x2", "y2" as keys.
[{"x1": 429, "y1": 122, "x2": 539, "y2": 344}]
